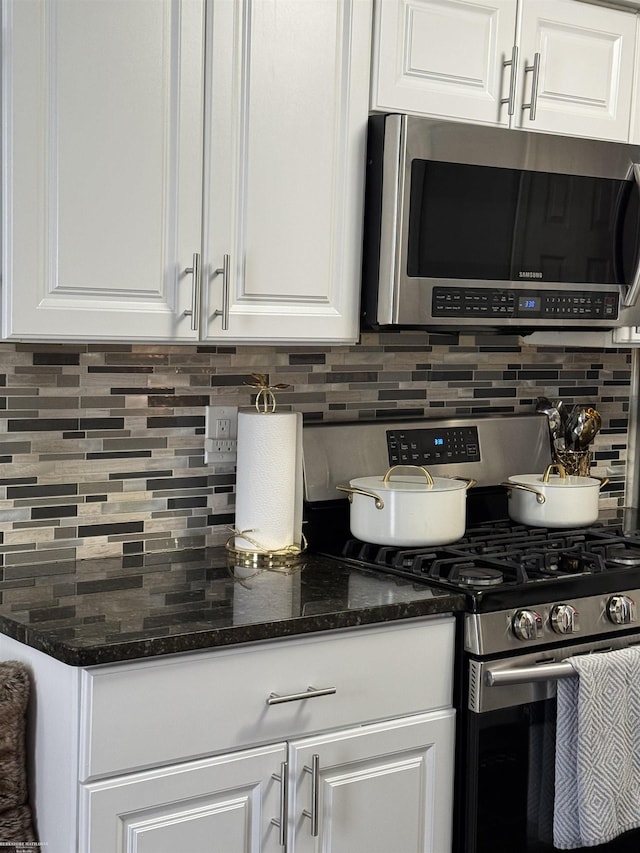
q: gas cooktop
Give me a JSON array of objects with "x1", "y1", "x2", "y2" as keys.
[{"x1": 336, "y1": 522, "x2": 640, "y2": 612}]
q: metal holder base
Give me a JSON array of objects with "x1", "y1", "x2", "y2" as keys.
[{"x1": 225, "y1": 528, "x2": 307, "y2": 568}]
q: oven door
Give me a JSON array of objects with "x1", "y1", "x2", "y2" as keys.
[{"x1": 457, "y1": 640, "x2": 640, "y2": 853}]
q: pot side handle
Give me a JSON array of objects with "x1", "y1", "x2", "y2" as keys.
[
  {"x1": 335, "y1": 484, "x2": 385, "y2": 510},
  {"x1": 499, "y1": 481, "x2": 546, "y2": 505},
  {"x1": 449, "y1": 476, "x2": 478, "y2": 491}
]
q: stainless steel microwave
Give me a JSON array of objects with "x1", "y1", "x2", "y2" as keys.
[{"x1": 361, "y1": 114, "x2": 640, "y2": 332}]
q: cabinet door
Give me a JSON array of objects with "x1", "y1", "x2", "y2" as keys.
[
  {"x1": 371, "y1": 0, "x2": 517, "y2": 126},
  {"x1": 288, "y1": 710, "x2": 455, "y2": 853},
  {"x1": 80, "y1": 743, "x2": 287, "y2": 853},
  {"x1": 202, "y1": 0, "x2": 371, "y2": 344},
  {"x1": 515, "y1": 0, "x2": 636, "y2": 141},
  {"x1": 2, "y1": 0, "x2": 204, "y2": 341}
]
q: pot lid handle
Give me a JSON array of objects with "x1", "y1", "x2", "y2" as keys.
[
  {"x1": 383, "y1": 465, "x2": 434, "y2": 486},
  {"x1": 542, "y1": 462, "x2": 566, "y2": 483}
]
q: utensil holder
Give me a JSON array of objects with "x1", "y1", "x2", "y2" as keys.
[{"x1": 553, "y1": 449, "x2": 592, "y2": 477}]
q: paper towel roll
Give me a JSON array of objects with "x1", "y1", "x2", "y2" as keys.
[{"x1": 234, "y1": 409, "x2": 303, "y2": 552}]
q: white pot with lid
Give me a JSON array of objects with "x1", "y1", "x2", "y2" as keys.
[
  {"x1": 336, "y1": 465, "x2": 476, "y2": 547},
  {"x1": 501, "y1": 463, "x2": 608, "y2": 528}
]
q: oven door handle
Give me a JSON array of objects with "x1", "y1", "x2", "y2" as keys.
[{"x1": 485, "y1": 660, "x2": 576, "y2": 686}]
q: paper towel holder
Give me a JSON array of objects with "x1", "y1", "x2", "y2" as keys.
[
  {"x1": 225, "y1": 527, "x2": 307, "y2": 566},
  {"x1": 246, "y1": 373, "x2": 290, "y2": 414}
]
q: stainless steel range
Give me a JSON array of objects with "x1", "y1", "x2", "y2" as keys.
[{"x1": 302, "y1": 414, "x2": 640, "y2": 853}]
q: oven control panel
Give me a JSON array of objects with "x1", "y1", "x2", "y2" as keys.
[{"x1": 387, "y1": 426, "x2": 480, "y2": 466}]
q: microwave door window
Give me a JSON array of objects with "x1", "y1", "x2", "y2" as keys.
[
  {"x1": 407, "y1": 160, "x2": 520, "y2": 280},
  {"x1": 406, "y1": 159, "x2": 640, "y2": 287},
  {"x1": 510, "y1": 172, "x2": 624, "y2": 285}
]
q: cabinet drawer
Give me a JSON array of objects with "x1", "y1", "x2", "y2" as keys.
[{"x1": 79, "y1": 616, "x2": 454, "y2": 780}]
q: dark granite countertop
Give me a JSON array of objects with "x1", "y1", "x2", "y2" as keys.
[{"x1": 0, "y1": 547, "x2": 465, "y2": 667}]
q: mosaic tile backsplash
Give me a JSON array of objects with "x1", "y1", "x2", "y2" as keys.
[{"x1": 0, "y1": 332, "x2": 631, "y2": 568}]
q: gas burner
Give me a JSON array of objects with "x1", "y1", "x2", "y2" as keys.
[
  {"x1": 606, "y1": 546, "x2": 640, "y2": 567},
  {"x1": 456, "y1": 565, "x2": 504, "y2": 587}
]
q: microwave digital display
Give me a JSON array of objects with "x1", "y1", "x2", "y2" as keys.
[{"x1": 518, "y1": 296, "x2": 540, "y2": 311}]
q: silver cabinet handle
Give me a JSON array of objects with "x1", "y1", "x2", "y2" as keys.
[
  {"x1": 267, "y1": 685, "x2": 337, "y2": 705},
  {"x1": 213, "y1": 254, "x2": 230, "y2": 331},
  {"x1": 623, "y1": 164, "x2": 640, "y2": 307},
  {"x1": 183, "y1": 252, "x2": 201, "y2": 331},
  {"x1": 500, "y1": 45, "x2": 518, "y2": 116},
  {"x1": 522, "y1": 52, "x2": 541, "y2": 121},
  {"x1": 302, "y1": 754, "x2": 320, "y2": 837},
  {"x1": 270, "y1": 761, "x2": 287, "y2": 848}
]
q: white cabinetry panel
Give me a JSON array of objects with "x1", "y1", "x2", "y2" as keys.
[
  {"x1": 80, "y1": 617, "x2": 455, "y2": 779},
  {"x1": 80, "y1": 743, "x2": 287, "y2": 853},
  {"x1": 2, "y1": 0, "x2": 369, "y2": 344},
  {"x1": 203, "y1": 0, "x2": 371, "y2": 342},
  {"x1": 372, "y1": 0, "x2": 638, "y2": 142},
  {"x1": 2, "y1": 0, "x2": 205, "y2": 340},
  {"x1": 288, "y1": 711, "x2": 455, "y2": 853},
  {"x1": 515, "y1": 0, "x2": 637, "y2": 140},
  {"x1": 373, "y1": 0, "x2": 516, "y2": 125}
]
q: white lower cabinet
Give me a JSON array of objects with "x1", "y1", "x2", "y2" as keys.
[
  {"x1": 81, "y1": 710, "x2": 454, "y2": 853},
  {"x1": 1, "y1": 617, "x2": 456, "y2": 853},
  {"x1": 288, "y1": 711, "x2": 454, "y2": 853},
  {"x1": 81, "y1": 743, "x2": 288, "y2": 853}
]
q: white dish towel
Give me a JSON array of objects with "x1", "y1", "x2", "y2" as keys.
[{"x1": 554, "y1": 646, "x2": 640, "y2": 849}]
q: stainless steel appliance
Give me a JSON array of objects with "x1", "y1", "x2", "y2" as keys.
[
  {"x1": 362, "y1": 114, "x2": 640, "y2": 332},
  {"x1": 302, "y1": 414, "x2": 640, "y2": 852}
]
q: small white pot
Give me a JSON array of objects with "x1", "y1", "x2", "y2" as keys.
[
  {"x1": 502, "y1": 464, "x2": 608, "y2": 528},
  {"x1": 336, "y1": 465, "x2": 475, "y2": 547}
]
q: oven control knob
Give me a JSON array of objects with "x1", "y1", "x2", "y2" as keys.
[
  {"x1": 512, "y1": 609, "x2": 543, "y2": 641},
  {"x1": 606, "y1": 595, "x2": 637, "y2": 625},
  {"x1": 550, "y1": 604, "x2": 580, "y2": 635}
]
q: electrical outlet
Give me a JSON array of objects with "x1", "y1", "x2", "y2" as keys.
[{"x1": 205, "y1": 406, "x2": 238, "y2": 463}]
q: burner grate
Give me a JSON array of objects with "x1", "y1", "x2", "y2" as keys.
[{"x1": 338, "y1": 523, "x2": 639, "y2": 593}]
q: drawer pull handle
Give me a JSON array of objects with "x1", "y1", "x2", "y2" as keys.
[
  {"x1": 267, "y1": 685, "x2": 337, "y2": 705},
  {"x1": 270, "y1": 761, "x2": 287, "y2": 847},
  {"x1": 302, "y1": 753, "x2": 320, "y2": 837}
]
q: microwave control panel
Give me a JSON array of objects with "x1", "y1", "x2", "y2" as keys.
[
  {"x1": 387, "y1": 426, "x2": 480, "y2": 466},
  {"x1": 432, "y1": 287, "x2": 618, "y2": 320}
]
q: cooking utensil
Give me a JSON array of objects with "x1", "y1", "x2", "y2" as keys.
[
  {"x1": 535, "y1": 397, "x2": 562, "y2": 443},
  {"x1": 575, "y1": 407, "x2": 601, "y2": 449},
  {"x1": 501, "y1": 463, "x2": 608, "y2": 528},
  {"x1": 336, "y1": 465, "x2": 476, "y2": 547}
]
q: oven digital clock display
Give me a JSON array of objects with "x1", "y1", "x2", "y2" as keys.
[
  {"x1": 386, "y1": 426, "x2": 480, "y2": 466},
  {"x1": 518, "y1": 296, "x2": 541, "y2": 311}
]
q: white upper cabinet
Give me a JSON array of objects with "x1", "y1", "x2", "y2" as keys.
[
  {"x1": 515, "y1": 0, "x2": 637, "y2": 140},
  {"x1": 2, "y1": 0, "x2": 205, "y2": 341},
  {"x1": 202, "y1": 0, "x2": 372, "y2": 343},
  {"x1": 372, "y1": 0, "x2": 638, "y2": 142},
  {"x1": 372, "y1": 0, "x2": 518, "y2": 126},
  {"x1": 1, "y1": 0, "x2": 371, "y2": 344}
]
